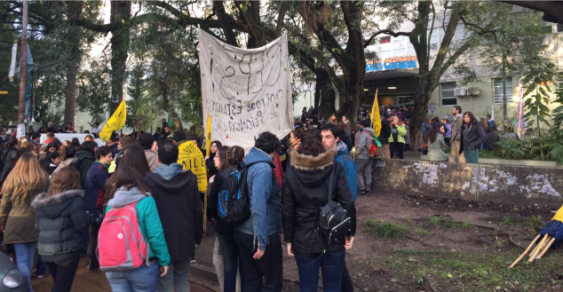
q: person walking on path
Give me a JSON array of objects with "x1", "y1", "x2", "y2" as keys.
[
  {"x1": 282, "y1": 130, "x2": 356, "y2": 292},
  {"x1": 449, "y1": 106, "x2": 466, "y2": 163},
  {"x1": 234, "y1": 132, "x2": 283, "y2": 292},
  {"x1": 356, "y1": 119, "x2": 374, "y2": 195},
  {"x1": 144, "y1": 141, "x2": 203, "y2": 292},
  {"x1": 103, "y1": 167, "x2": 171, "y2": 291},
  {"x1": 460, "y1": 111, "x2": 486, "y2": 164},
  {"x1": 0, "y1": 152, "x2": 50, "y2": 291},
  {"x1": 32, "y1": 167, "x2": 89, "y2": 292},
  {"x1": 379, "y1": 113, "x2": 392, "y2": 158},
  {"x1": 84, "y1": 146, "x2": 113, "y2": 272}
]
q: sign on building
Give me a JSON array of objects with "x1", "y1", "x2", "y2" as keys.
[{"x1": 366, "y1": 56, "x2": 418, "y2": 72}]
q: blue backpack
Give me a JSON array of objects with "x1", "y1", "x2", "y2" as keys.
[{"x1": 217, "y1": 162, "x2": 251, "y2": 226}]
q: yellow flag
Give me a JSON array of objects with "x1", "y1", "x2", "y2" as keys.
[
  {"x1": 99, "y1": 99, "x2": 127, "y2": 142},
  {"x1": 205, "y1": 115, "x2": 212, "y2": 157},
  {"x1": 370, "y1": 89, "x2": 381, "y2": 136},
  {"x1": 177, "y1": 141, "x2": 208, "y2": 193},
  {"x1": 553, "y1": 205, "x2": 563, "y2": 222}
]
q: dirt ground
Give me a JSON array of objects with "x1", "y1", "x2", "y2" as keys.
[{"x1": 195, "y1": 191, "x2": 563, "y2": 292}]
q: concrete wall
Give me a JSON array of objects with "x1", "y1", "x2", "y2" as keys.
[{"x1": 372, "y1": 159, "x2": 563, "y2": 208}]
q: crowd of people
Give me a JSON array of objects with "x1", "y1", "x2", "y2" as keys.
[
  {"x1": 0, "y1": 103, "x2": 502, "y2": 292},
  {"x1": 0, "y1": 117, "x2": 360, "y2": 292}
]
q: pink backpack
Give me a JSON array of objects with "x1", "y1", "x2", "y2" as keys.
[{"x1": 97, "y1": 201, "x2": 149, "y2": 272}]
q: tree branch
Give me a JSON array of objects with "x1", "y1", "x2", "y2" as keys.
[
  {"x1": 364, "y1": 30, "x2": 411, "y2": 48},
  {"x1": 275, "y1": 2, "x2": 289, "y2": 37}
]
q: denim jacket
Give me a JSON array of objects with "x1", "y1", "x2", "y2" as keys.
[{"x1": 235, "y1": 147, "x2": 282, "y2": 251}]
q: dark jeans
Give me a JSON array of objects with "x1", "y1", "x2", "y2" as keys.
[
  {"x1": 87, "y1": 222, "x2": 101, "y2": 270},
  {"x1": 234, "y1": 230, "x2": 283, "y2": 292},
  {"x1": 36, "y1": 255, "x2": 46, "y2": 275},
  {"x1": 342, "y1": 261, "x2": 354, "y2": 292},
  {"x1": 218, "y1": 233, "x2": 245, "y2": 292},
  {"x1": 45, "y1": 256, "x2": 80, "y2": 292},
  {"x1": 390, "y1": 142, "x2": 405, "y2": 159},
  {"x1": 294, "y1": 249, "x2": 346, "y2": 292}
]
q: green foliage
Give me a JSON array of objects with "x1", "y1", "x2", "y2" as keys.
[
  {"x1": 364, "y1": 219, "x2": 406, "y2": 239},
  {"x1": 501, "y1": 217, "x2": 513, "y2": 225},
  {"x1": 126, "y1": 64, "x2": 157, "y2": 132},
  {"x1": 429, "y1": 216, "x2": 440, "y2": 226},
  {"x1": 496, "y1": 138, "x2": 527, "y2": 159},
  {"x1": 76, "y1": 60, "x2": 110, "y2": 125},
  {"x1": 523, "y1": 215, "x2": 543, "y2": 231},
  {"x1": 416, "y1": 229, "x2": 429, "y2": 236}
]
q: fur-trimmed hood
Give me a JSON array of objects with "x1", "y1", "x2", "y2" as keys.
[
  {"x1": 290, "y1": 149, "x2": 336, "y2": 171},
  {"x1": 32, "y1": 190, "x2": 84, "y2": 209}
]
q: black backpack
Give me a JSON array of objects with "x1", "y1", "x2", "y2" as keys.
[{"x1": 216, "y1": 162, "x2": 251, "y2": 226}]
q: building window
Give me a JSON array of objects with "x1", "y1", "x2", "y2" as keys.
[
  {"x1": 493, "y1": 78, "x2": 513, "y2": 104},
  {"x1": 441, "y1": 82, "x2": 457, "y2": 106},
  {"x1": 557, "y1": 23, "x2": 563, "y2": 33},
  {"x1": 380, "y1": 36, "x2": 391, "y2": 44}
]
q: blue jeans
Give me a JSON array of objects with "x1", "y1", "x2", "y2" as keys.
[
  {"x1": 14, "y1": 242, "x2": 37, "y2": 292},
  {"x1": 218, "y1": 233, "x2": 245, "y2": 292},
  {"x1": 294, "y1": 249, "x2": 346, "y2": 292},
  {"x1": 106, "y1": 262, "x2": 160, "y2": 292},
  {"x1": 35, "y1": 255, "x2": 46, "y2": 276}
]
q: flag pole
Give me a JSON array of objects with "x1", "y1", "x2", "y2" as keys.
[{"x1": 18, "y1": 0, "x2": 28, "y2": 125}]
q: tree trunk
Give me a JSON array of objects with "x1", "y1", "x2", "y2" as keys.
[
  {"x1": 63, "y1": 2, "x2": 83, "y2": 126},
  {"x1": 110, "y1": 1, "x2": 131, "y2": 114},
  {"x1": 410, "y1": 81, "x2": 434, "y2": 150},
  {"x1": 315, "y1": 69, "x2": 335, "y2": 117}
]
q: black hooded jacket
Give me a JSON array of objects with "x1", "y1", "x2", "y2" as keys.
[
  {"x1": 32, "y1": 190, "x2": 89, "y2": 262},
  {"x1": 144, "y1": 171, "x2": 203, "y2": 262},
  {"x1": 282, "y1": 149, "x2": 356, "y2": 254}
]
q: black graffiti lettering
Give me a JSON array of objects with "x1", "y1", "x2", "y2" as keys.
[
  {"x1": 264, "y1": 43, "x2": 282, "y2": 87},
  {"x1": 219, "y1": 66, "x2": 236, "y2": 100}
]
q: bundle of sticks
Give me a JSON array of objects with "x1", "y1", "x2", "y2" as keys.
[{"x1": 509, "y1": 207, "x2": 563, "y2": 269}]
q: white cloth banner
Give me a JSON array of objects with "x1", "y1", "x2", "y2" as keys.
[
  {"x1": 198, "y1": 29, "x2": 293, "y2": 151},
  {"x1": 9, "y1": 41, "x2": 17, "y2": 82}
]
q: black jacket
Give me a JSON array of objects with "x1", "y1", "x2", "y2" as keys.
[
  {"x1": 32, "y1": 190, "x2": 89, "y2": 262},
  {"x1": 282, "y1": 149, "x2": 356, "y2": 254},
  {"x1": 205, "y1": 152, "x2": 218, "y2": 179},
  {"x1": 144, "y1": 171, "x2": 203, "y2": 262},
  {"x1": 459, "y1": 122, "x2": 486, "y2": 154},
  {"x1": 379, "y1": 118, "x2": 392, "y2": 144},
  {"x1": 70, "y1": 150, "x2": 95, "y2": 189}
]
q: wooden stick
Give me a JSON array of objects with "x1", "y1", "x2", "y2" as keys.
[
  {"x1": 508, "y1": 234, "x2": 540, "y2": 269},
  {"x1": 536, "y1": 238, "x2": 556, "y2": 260},
  {"x1": 528, "y1": 234, "x2": 549, "y2": 263},
  {"x1": 528, "y1": 234, "x2": 546, "y2": 260}
]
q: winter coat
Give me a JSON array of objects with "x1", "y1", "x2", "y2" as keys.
[
  {"x1": 235, "y1": 147, "x2": 281, "y2": 251},
  {"x1": 379, "y1": 118, "x2": 392, "y2": 145},
  {"x1": 106, "y1": 187, "x2": 171, "y2": 267},
  {"x1": 0, "y1": 148, "x2": 16, "y2": 185},
  {"x1": 144, "y1": 163, "x2": 203, "y2": 262},
  {"x1": 389, "y1": 124, "x2": 407, "y2": 144},
  {"x1": 144, "y1": 150, "x2": 160, "y2": 173},
  {"x1": 208, "y1": 167, "x2": 237, "y2": 235},
  {"x1": 427, "y1": 134, "x2": 449, "y2": 162},
  {"x1": 70, "y1": 150, "x2": 95, "y2": 189},
  {"x1": 356, "y1": 127, "x2": 374, "y2": 160},
  {"x1": 205, "y1": 152, "x2": 218, "y2": 179},
  {"x1": 32, "y1": 190, "x2": 89, "y2": 261},
  {"x1": 451, "y1": 115, "x2": 463, "y2": 142},
  {"x1": 459, "y1": 122, "x2": 486, "y2": 154},
  {"x1": 1, "y1": 185, "x2": 48, "y2": 244},
  {"x1": 282, "y1": 149, "x2": 356, "y2": 254},
  {"x1": 336, "y1": 141, "x2": 358, "y2": 201},
  {"x1": 84, "y1": 162, "x2": 109, "y2": 215}
]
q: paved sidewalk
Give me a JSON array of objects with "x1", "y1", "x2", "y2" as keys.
[{"x1": 31, "y1": 257, "x2": 215, "y2": 292}]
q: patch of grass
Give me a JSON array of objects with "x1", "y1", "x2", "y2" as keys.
[
  {"x1": 523, "y1": 215, "x2": 543, "y2": 230},
  {"x1": 461, "y1": 221, "x2": 473, "y2": 229},
  {"x1": 402, "y1": 216, "x2": 411, "y2": 223},
  {"x1": 429, "y1": 216, "x2": 440, "y2": 226},
  {"x1": 416, "y1": 229, "x2": 429, "y2": 236},
  {"x1": 501, "y1": 216, "x2": 514, "y2": 225},
  {"x1": 385, "y1": 249, "x2": 562, "y2": 291},
  {"x1": 365, "y1": 219, "x2": 406, "y2": 239}
]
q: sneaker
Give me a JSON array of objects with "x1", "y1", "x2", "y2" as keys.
[{"x1": 31, "y1": 271, "x2": 45, "y2": 279}]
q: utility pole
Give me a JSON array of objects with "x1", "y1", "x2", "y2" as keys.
[
  {"x1": 502, "y1": 49, "x2": 507, "y2": 132},
  {"x1": 17, "y1": 0, "x2": 28, "y2": 125}
]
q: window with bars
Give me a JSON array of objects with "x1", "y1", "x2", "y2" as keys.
[
  {"x1": 441, "y1": 82, "x2": 457, "y2": 106},
  {"x1": 493, "y1": 78, "x2": 513, "y2": 104}
]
